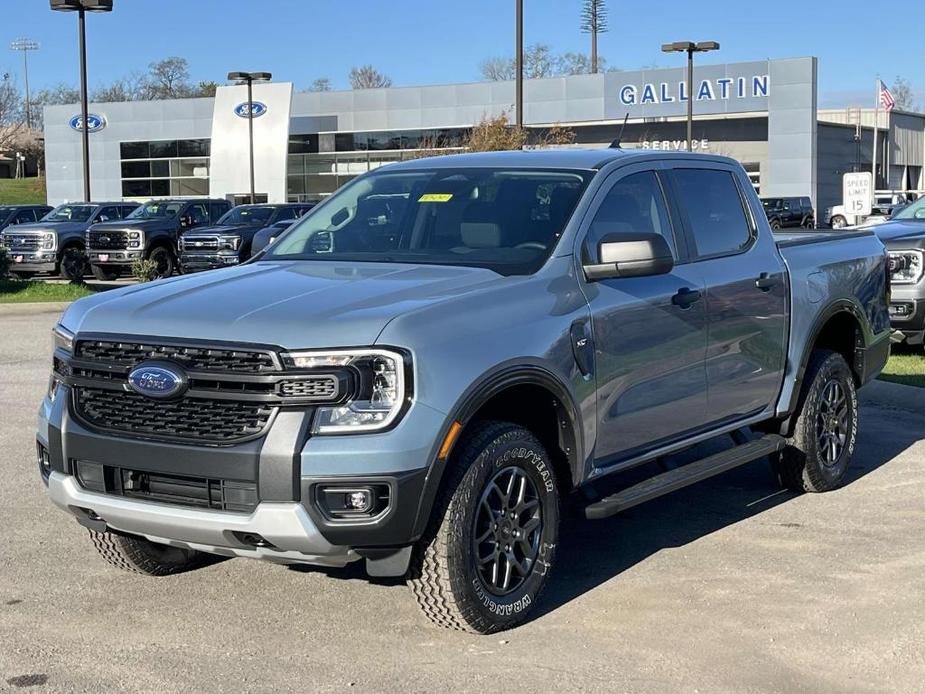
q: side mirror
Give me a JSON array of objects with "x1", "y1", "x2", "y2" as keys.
[{"x1": 583, "y1": 232, "x2": 674, "y2": 281}]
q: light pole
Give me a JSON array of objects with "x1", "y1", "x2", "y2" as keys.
[
  {"x1": 10, "y1": 38, "x2": 39, "y2": 130},
  {"x1": 50, "y1": 0, "x2": 113, "y2": 202},
  {"x1": 661, "y1": 40, "x2": 720, "y2": 153},
  {"x1": 515, "y1": 0, "x2": 523, "y2": 128},
  {"x1": 227, "y1": 71, "x2": 272, "y2": 204}
]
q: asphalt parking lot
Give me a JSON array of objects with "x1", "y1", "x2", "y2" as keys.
[{"x1": 1, "y1": 308, "x2": 924, "y2": 693}]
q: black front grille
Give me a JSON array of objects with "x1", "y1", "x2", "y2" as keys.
[
  {"x1": 2, "y1": 233, "x2": 42, "y2": 251},
  {"x1": 181, "y1": 235, "x2": 220, "y2": 251},
  {"x1": 279, "y1": 376, "x2": 338, "y2": 398},
  {"x1": 76, "y1": 339, "x2": 278, "y2": 373},
  {"x1": 87, "y1": 229, "x2": 129, "y2": 250},
  {"x1": 74, "y1": 387, "x2": 275, "y2": 443},
  {"x1": 117, "y1": 468, "x2": 258, "y2": 512}
]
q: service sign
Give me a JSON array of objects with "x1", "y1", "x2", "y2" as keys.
[
  {"x1": 68, "y1": 113, "x2": 106, "y2": 133},
  {"x1": 843, "y1": 172, "x2": 872, "y2": 217}
]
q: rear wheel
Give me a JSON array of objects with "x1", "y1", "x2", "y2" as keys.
[
  {"x1": 59, "y1": 246, "x2": 88, "y2": 281},
  {"x1": 147, "y1": 245, "x2": 175, "y2": 279},
  {"x1": 773, "y1": 350, "x2": 858, "y2": 492},
  {"x1": 90, "y1": 264, "x2": 120, "y2": 281},
  {"x1": 802, "y1": 216, "x2": 816, "y2": 229},
  {"x1": 770, "y1": 219, "x2": 782, "y2": 230},
  {"x1": 409, "y1": 421, "x2": 559, "y2": 633},
  {"x1": 88, "y1": 529, "x2": 210, "y2": 576}
]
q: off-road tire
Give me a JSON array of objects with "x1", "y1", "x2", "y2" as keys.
[
  {"x1": 88, "y1": 529, "x2": 210, "y2": 576},
  {"x1": 147, "y1": 245, "x2": 175, "y2": 279},
  {"x1": 409, "y1": 421, "x2": 559, "y2": 634},
  {"x1": 773, "y1": 350, "x2": 858, "y2": 493},
  {"x1": 59, "y1": 246, "x2": 87, "y2": 281},
  {"x1": 90, "y1": 264, "x2": 120, "y2": 281}
]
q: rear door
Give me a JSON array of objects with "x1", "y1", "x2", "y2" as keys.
[
  {"x1": 667, "y1": 162, "x2": 787, "y2": 425},
  {"x1": 579, "y1": 163, "x2": 710, "y2": 467}
]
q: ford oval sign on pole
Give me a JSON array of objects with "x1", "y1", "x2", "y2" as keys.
[
  {"x1": 68, "y1": 113, "x2": 106, "y2": 133},
  {"x1": 234, "y1": 101, "x2": 267, "y2": 119}
]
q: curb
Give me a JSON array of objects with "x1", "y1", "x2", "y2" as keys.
[
  {"x1": 861, "y1": 379, "x2": 925, "y2": 416},
  {"x1": 0, "y1": 301, "x2": 71, "y2": 316}
]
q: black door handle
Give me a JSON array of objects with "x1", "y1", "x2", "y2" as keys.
[
  {"x1": 755, "y1": 272, "x2": 778, "y2": 291},
  {"x1": 671, "y1": 287, "x2": 702, "y2": 309}
]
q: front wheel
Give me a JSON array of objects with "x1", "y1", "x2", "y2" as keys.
[
  {"x1": 90, "y1": 264, "x2": 120, "y2": 281},
  {"x1": 88, "y1": 529, "x2": 210, "y2": 575},
  {"x1": 773, "y1": 350, "x2": 858, "y2": 492},
  {"x1": 59, "y1": 246, "x2": 88, "y2": 281},
  {"x1": 830, "y1": 215, "x2": 848, "y2": 229},
  {"x1": 409, "y1": 421, "x2": 559, "y2": 633},
  {"x1": 770, "y1": 219, "x2": 782, "y2": 230},
  {"x1": 147, "y1": 246, "x2": 175, "y2": 279}
]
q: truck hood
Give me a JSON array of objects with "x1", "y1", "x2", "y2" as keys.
[
  {"x1": 10, "y1": 220, "x2": 88, "y2": 235},
  {"x1": 872, "y1": 220, "x2": 925, "y2": 243},
  {"x1": 60, "y1": 260, "x2": 510, "y2": 349},
  {"x1": 90, "y1": 218, "x2": 171, "y2": 233},
  {"x1": 181, "y1": 224, "x2": 259, "y2": 236}
]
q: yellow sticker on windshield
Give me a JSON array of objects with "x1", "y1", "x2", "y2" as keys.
[{"x1": 418, "y1": 193, "x2": 454, "y2": 203}]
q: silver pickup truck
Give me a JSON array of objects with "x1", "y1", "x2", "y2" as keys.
[{"x1": 38, "y1": 149, "x2": 891, "y2": 634}]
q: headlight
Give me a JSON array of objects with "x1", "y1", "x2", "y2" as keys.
[
  {"x1": 52, "y1": 324, "x2": 74, "y2": 354},
  {"x1": 43, "y1": 232, "x2": 56, "y2": 251},
  {"x1": 219, "y1": 235, "x2": 242, "y2": 251},
  {"x1": 889, "y1": 250, "x2": 924, "y2": 284},
  {"x1": 128, "y1": 230, "x2": 143, "y2": 248},
  {"x1": 282, "y1": 349, "x2": 409, "y2": 434}
]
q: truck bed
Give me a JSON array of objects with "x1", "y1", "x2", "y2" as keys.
[{"x1": 773, "y1": 229, "x2": 875, "y2": 248}]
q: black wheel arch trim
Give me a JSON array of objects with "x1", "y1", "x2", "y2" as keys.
[{"x1": 409, "y1": 360, "x2": 584, "y2": 542}]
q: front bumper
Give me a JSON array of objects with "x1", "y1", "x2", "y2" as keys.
[
  {"x1": 889, "y1": 288, "x2": 925, "y2": 343},
  {"x1": 179, "y1": 252, "x2": 240, "y2": 272},
  {"x1": 6, "y1": 250, "x2": 57, "y2": 273},
  {"x1": 37, "y1": 383, "x2": 444, "y2": 569},
  {"x1": 88, "y1": 249, "x2": 144, "y2": 266}
]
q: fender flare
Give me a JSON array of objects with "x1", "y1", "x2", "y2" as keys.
[{"x1": 409, "y1": 361, "x2": 585, "y2": 540}]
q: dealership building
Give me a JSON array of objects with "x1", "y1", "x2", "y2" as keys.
[{"x1": 43, "y1": 56, "x2": 925, "y2": 215}]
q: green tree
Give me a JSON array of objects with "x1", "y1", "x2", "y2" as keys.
[{"x1": 580, "y1": 0, "x2": 609, "y2": 74}]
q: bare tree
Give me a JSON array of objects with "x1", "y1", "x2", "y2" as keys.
[
  {"x1": 197, "y1": 80, "x2": 220, "y2": 97},
  {"x1": 307, "y1": 78, "x2": 333, "y2": 92},
  {"x1": 580, "y1": 0, "x2": 609, "y2": 74},
  {"x1": 349, "y1": 65, "x2": 392, "y2": 90},
  {"x1": 91, "y1": 71, "x2": 148, "y2": 102},
  {"x1": 0, "y1": 74, "x2": 23, "y2": 153},
  {"x1": 145, "y1": 57, "x2": 196, "y2": 99},
  {"x1": 480, "y1": 44, "x2": 612, "y2": 81},
  {"x1": 479, "y1": 56, "x2": 516, "y2": 82},
  {"x1": 891, "y1": 76, "x2": 917, "y2": 111},
  {"x1": 557, "y1": 52, "x2": 610, "y2": 75},
  {"x1": 465, "y1": 112, "x2": 528, "y2": 152}
]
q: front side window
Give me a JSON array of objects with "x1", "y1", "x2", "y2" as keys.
[
  {"x1": 585, "y1": 171, "x2": 676, "y2": 257},
  {"x1": 893, "y1": 197, "x2": 925, "y2": 221},
  {"x1": 673, "y1": 169, "x2": 753, "y2": 258},
  {"x1": 266, "y1": 167, "x2": 591, "y2": 276},
  {"x1": 186, "y1": 203, "x2": 209, "y2": 226},
  {"x1": 127, "y1": 201, "x2": 184, "y2": 219},
  {"x1": 42, "y1": 205, "x2": 95, "y2": 223},
  {"x1": 13, "y1": 210, "x2": 36, "y2": 224}
]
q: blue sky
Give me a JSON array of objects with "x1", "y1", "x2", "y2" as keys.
[{"x1": 3, "y1": 0, "x2": 923, "y2": 108}]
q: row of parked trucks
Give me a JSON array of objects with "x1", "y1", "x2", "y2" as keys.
[{"x1": 0, "y1": 199, "x2": 315, "y2": 281}]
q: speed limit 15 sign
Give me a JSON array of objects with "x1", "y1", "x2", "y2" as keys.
[{"x1": 843, "y1": 172, "x2": 872, "y2": 217}]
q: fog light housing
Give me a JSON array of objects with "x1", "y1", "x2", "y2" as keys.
[
  {"x1": 75, "y1": 461, "x2": 106, "y2": 493},
  {"x1": 316, "y1": 484, "x2": 389, "y2": 519},
  {"x1": 36, "y1": 442, "x2": 52, "y2": 482}
]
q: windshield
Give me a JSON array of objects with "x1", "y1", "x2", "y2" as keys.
[
  {"x1": 42, "y1": 204, "x2": 95, "y2": 223},
  {"x1": 126, "y1": 201, "x2": 184, "y2": 220},
  {"x1": 217, "y1": 206, "x2": 275, "y2": 226},
  {"x1": 892, "y1": 197, "x2": 925, "y2": 221},
  {"x1": 0, "y1": 207, "x2": 15, "y2": 220},
  {"x1": 265, "y1": 167, "x2": 591, "y2": 275}
]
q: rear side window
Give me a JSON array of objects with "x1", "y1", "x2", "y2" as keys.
[
  {"x1": 673, "y1": 169, "x2": 752, "y2": 258},
  {"x1": 587, "y1": 171, "x2": 676, "y2": 257},
  {"x1": 275, "y1": 207, "x2": 297, "y2": 222}
]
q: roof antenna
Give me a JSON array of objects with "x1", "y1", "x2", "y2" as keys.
[{"x1": 609, "y1": 113, "x2": 630, "y2": 149}]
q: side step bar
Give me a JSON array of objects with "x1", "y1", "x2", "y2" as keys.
[{"x1": 585, "y1": 434, "x2": 786, "y2": 520}]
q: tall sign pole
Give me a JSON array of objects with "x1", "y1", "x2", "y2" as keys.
[
  {"x1": 10, "y1": 39, "x2": 39, "y2": 129},
  {"x1": 515, "y1": 0, "x2": 523, "y2": 128}
]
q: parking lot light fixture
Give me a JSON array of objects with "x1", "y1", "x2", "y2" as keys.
[
  {"x1": 50, "y1": 0, "x2": 114, "y2": 202},
  {"x1": 661, "y1": 40, "x2": 720, "y2": 153},
  {"x1": 227, "y1": 71, "x2": 273, "y2": 204}
]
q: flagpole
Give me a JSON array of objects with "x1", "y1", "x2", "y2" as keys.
[{"x1": 872, "y1": 78, "x2": 880, "y2": 197}]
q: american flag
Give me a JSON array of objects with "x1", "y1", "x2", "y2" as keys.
[{"x1": 879, "y1": 81, "x2": 896, "y2": 112}]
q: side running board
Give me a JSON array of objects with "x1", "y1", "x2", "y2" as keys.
[{"x1": 585, "y1": 434, "x2": 786, "y2": 520}]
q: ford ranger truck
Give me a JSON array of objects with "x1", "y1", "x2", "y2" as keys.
[
  {"x1": 85, "y1": 198, "x2": 232, "y2": 281},
  {"x1": 39, "y1": 150, "x2": 891, "y2": 634},
  {"x1": 178, "y1": 203, "x2": 314, "y2": 273},
  {"x1": 0, "y1": 202, "x2": 138, "y2": 281},
  {"x1": 868, "y1": 197, "x2": 925, "y2": 347}
]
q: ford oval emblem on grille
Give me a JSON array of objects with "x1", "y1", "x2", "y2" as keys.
[{"x1": 127, "y1": 362, "x2": 187, "y2": 400}]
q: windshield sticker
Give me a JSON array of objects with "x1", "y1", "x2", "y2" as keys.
[{"x1": 418, "y1": 193, "x2": 454, "y2": 203}]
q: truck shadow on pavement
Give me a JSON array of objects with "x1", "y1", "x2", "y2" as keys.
[{"x1": 532, "y1": 406, "x2": 923, "y2": 622}]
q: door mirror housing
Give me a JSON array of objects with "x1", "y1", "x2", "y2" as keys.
[{"x1": 583, "y1": 232, "x2": 674, "y2": 281}]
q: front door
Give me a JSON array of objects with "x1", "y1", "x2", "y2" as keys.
[
  {"x1": 579, "y1": 165, "x2": 710, "y2": 468},
  {"x1": 668, "y1": 163, "x2": 788, "y2": 424}
]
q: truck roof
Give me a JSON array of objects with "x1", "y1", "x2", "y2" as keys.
[{"x1": 384, "y1": 148, "x2": 739, "y2": 172}]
